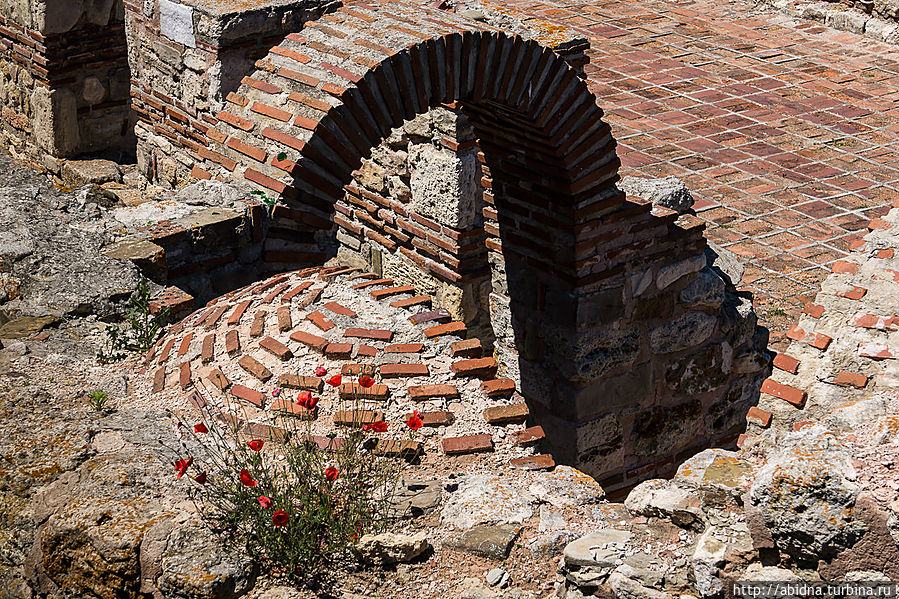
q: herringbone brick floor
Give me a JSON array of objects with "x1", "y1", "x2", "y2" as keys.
[{"x1": 496, "y1": 0, "x2": 899, "y2": 345}]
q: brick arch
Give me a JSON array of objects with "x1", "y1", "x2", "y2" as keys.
[{"x1": 201, "y1": 1, "x2": 761, "y2": 487}]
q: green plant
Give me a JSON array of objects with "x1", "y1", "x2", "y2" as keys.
[
  {"x1": 99, "y1": 278, "x2": 169, "y2": 361},
  {"x1": 250, "y1": 189, "x2": 278, "y2": 208},
  {"x1": 171, "y1": 368, "x2": 416, "y2": 583},
  {"x1": 769, "y1": 307, "x2": 788, "y2": 317},
  {"x1": 87, "y1": 389, "x2": 109, "y2": 413}
]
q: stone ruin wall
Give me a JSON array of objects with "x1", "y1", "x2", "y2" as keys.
[
  {"x1": 0, "y1": 0, "x2": 772, "y2": 488},
  {"x1": 0, "y1": 0, "x2": 133, "y2": 162}
]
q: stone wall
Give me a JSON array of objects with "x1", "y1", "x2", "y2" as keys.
[
  {"x1": 123, "y1": 0, "x2": 339, "y2": 189},
  {"x1": 765, "y1": 0, "x2": 899, "y2": 42},
  {"x1": 0, "y1": 0, "x2": 133, "y2": 161}
]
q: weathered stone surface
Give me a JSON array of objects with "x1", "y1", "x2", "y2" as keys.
[
  {"x1": 691, "y1": 524, "x2": 753, "y2": 598},
  {"x1": 624, "y1": 479, "x2": 704, "y2": 529},
  {"x1": 157, "y1": 525, "x2": 256, "y2": 599},
  {"x1": 664, "y1": 342, "x2": 731, "y2": 395},
  {"x1": 650, "y1": 311, "x2": 717, "y2": 354},
  {"x1": 409, "y1": 144, "x2": 480, "y2": 229},
  {"x1": 442, "y1": 475, "x2": 535, "y2": 529},
  {"x1": 680, "y1": 268, "x2": 726, "y2": 309},
  {"x1": 749, "y1": 426, "x2": 866, "y2": 562},
  {"x1": 356, "y1": 532, "x2": 430, "y2": 565},
  {"x1": 705, "y1": 242, "x2": 744, "y2": 287},
  {"x1": 61, "y1": 159, "x2": 122, "y2": 187},
  {"x1": 445, "y1": 525, "x2": 521, "y2": 560},
  {"x1": 388, "y1": 479, "x2": 442, "y2": 518},
  {"x1": 561, "y1": 529, "x2": 632, "y2": 588},
  {"x1": 618, "y1": 176, "x2": 694, "y2": 214},
  {"x1": 0, "y1": 315, "x2": 59, "y2": 339},
  {"x1": 528, "y1": 466, "x2": 604, "y2": 507}
]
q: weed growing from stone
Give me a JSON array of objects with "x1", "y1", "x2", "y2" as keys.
[
  {"x1": 87, "y1": 389, "x2": 109, "y2": 413},
  {"x1": 99, "y1": 278, "x2": 169, "y2": 361},
  {"x1": 169, "y1": 367, "x2": 417, "y2": 583}
]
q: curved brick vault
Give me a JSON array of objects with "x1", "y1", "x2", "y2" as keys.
[{"x1": 124, "y1": 0, "x2": 769, "y2": 486}]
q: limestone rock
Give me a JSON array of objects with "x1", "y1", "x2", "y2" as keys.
[
  {"x1": 61, "y1": 159, "x2": 122, "y2": 188},
  {"x1": 157, "y1": 525, "x2": 256, "y2": 599},
  {"x1": 607, "y1": 572, "x2": 673, "y2": 599},
  {"x1": 445, "y1": 525, "x2": 521, "y2": 560},
  {"x1": 749, "y1": 425, "x2": 866, "y2": 562},
  {"x1": 680, "y1": 268, "x2": 726, "y2": 309},
  {"x1": 561, "y1": 529, "x2": 632, "y2": 588},
  {"x1": 705, "y1": 242, "x2": 744, "y2": 288},
  {"x1": 528, "y1": 466, "x2": 604, "y2": 507},
  {"x1": 441, "y1": 475, "x2": 535, "y2": 529},
  {"x1": 356, "y1": 532, "x2": 430, "y2": 565},
  {"x1": 691, "y1": 524, "x2": 753, "y2": 598},
  {"x1": 618, "y1": 176, "x2": 694, "y2": 214},
  {"x1": 650, "y1": 311, "x2": 717, "y2": 354},
  {"x1": 624, "y1": 479, "x2": 704, "y2": 529},
  {"x1": 409, "y1": 144, "x2": 480, "y2": 229}
]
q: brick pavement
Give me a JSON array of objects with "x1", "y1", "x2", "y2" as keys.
[{"x1": 494, "y1": 0, "x2": 899, "y2": 345}]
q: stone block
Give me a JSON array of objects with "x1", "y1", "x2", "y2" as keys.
[{"x1": 159, "y1": 0, "x2": 196, "y2": 48}]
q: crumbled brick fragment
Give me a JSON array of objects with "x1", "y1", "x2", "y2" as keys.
[
  {"x1": 278, "y1": 374, "x2": 323, "y2": 391},
  {"x1": 290, "y1": 330, "x2": 328, "y2": 351},
  {"x1": 483, "y1": 403, "x2": 529, "y2": 425},
  {"x1": 282, "y1": 281, "x2": 313, "y2": 302},
  {"x1": 746, "y1": 406, "x2": 772, "y2": 427},
  {"x1": 260, "y1": 336, "x2": 293, "y2": 360},
  {"x1": 345, "y1": 327, "x2": 393, "y2": 341},
  {"x1": 357, "y1": 344, "x2": 378, "y2": 356},
  {"x1": 451, "y1": 338, "x2": 483, "y2": 358},
  {"x1": 451, "y1": 357, "x2": 498, "y2": 378},
  {"x1": 277, "y1": 305, "x2": 293, "y2": 331},
  {"x1": 341, "y1": 363, "x2": 377, "y2": 375},
  {"x1": 793, "y1": 421, "x2": 814, "y2": 432},
  {"x1": 177, "y1": 333, "x2": 193, "y2": 357},
  {"x1": 423, "y1": 321, "x2": 466, "y2": 338},
  {"x1": 208, "y1": 368, "x2": 230, "y2": 391},
  {"x1": 250, "y1": 312, "x2": 266, "y2": 337},
  {"x1": 231, "y1": 384, "x2": 265, "y2": 407},
  {"x1": 408, "y1": 384, "x2": 459, "y2": 400},
  {"x1": 760, "y1": 378, "x2": 807, "y2": 407},
  {"x1": 772, "y1": 353, "x2": 799, "y2": 374},
  {"x1": 152, "y1": 367, "x2": 166, "y2": 393},
  {"x1": 442, "y1": 434, "x2": 493, "y2": 455},
  {"x1": 323, "y1": 301, "x2": 357, "y2": 317},
  {"x1": 188, "y1": 391, "x2": 208, "y2": 409},
  {"x1": 225, "y1": 329, "x2": 241, "y2": 356},
  {"x1": 371, "y1": 285, "x2": 415, "y2": 299},
  {"x1": 157, "y1": 338, "x2": 175, "y2": 364},
  {"x1": 351, "y1": 277, "x2": 393, "y2": 289},
  {"x1": 380, "y1": 363, "x2": 429, "y2": 377},
  {"x1": 514, "y1": 426, "x2": 545, "y2": 445},
  {"x1": 385, "y1": 343, "x2": 424, "y2": 353},
  {"x1": 482, "y1": 378, "x2": 515, "y2": 398},
  {"x1": 837, "y1": 286, "x2": 867, "y2": 300},
  {"x1": 334, "y1": 410, "x2": 384, "y2": 427},
  {"x1": 389, "y1": 295, "x2": 431, "y2": 309},
  {"x1": 409, "y1": 309, "x2": 451, "y2": 325},
  {"x1": 201, "y1": 333, "x2": 215, "y2": 363},
  {"x1": 510, "y1": 454, "x2": 554, "y2": 470},
  {"x1": 238, "y1": 355, "x2": 273, "y2": 382},
  {"x1": 307, "y1": 310, "x2": 335, "y2": 331},
  {"x1": 859, "y1": 342, "x2": 894, "y2": 359},
  {"x1": 831, "y1": 260, "x2": 859, "y2": 274},
  {"x1": 339, "y1": 382, "x2": 390, "y2": 400},
  {"x1": 324, "y1": 343, "x2": 353, "y2": 358},
  {"x1": 802, "y1": 303, "x2": 825, "y2": 318},
  {"x1": 179, "y1": 362, "x2": 192, "y2": 388},
  {"x1": 834, "y1": 371, "x2": 868, "y2": 388}
]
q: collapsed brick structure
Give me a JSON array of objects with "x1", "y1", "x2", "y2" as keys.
[{"x1": 0, "y1": 0, "x2": 770, "y2": 486}]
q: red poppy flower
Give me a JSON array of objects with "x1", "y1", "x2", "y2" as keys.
[
  {"x1": 324, "y1": 466, "x2": 339, "y2": 481},
  {"x1": 174, "y1": 456, "x2": 193, "y2": 478},
  {"x1": 257, "y1": 495, "x2": 273, "y2": 509},
  {"x1": 193, "y1": 422, "x2": 208, "y2": 434},
  {"x1": 297, "y1": 391, "x2": 312, "y2": 407},
  {"x1": 306, "y1": 395, "x2": 319, "y2": 410},
  {"x1": 272, "y1": 510, "x2": 289, "y2": 526},
  {"x1": 315, "y1": 366, "x2": 327, "y2": 377},
  {"x1": 239, "y1": 469, "x2": 258, "y2": 487},
  {"x1": 247, "y1": 439, "x2": 264, "y2": 451},
  {"x1": 326, "y1": 374, "x2": 342, "y2": 387},
  {"x1": 194, "y1": 471, "x2": 207, "y2": 484},
  {"x1": 358, "y1": 375, "x2": 375, "y2": 388},
  {"x1": 371, "y1": 420, "x2": 388, "y2": 433},
  {"x1": 272, "y1": 388, "x2": 281, "y2": 398},
  {"x1": 406, "y1": 411, "x2": 423, "y2": 431}
]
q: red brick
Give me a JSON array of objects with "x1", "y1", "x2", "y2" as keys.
[
  {"x1": 409, "y1": 309, "x2": 451, "y2": 325},
  {"x1": 339, "y1": 382, "x2": 389, "y2": 400},
  {"x1": 793, "y1": 421, "x2": 814, "y2": 432},
  {"x1": 482, "y1": 378, "x2": 515, "y2": 398},
  {"x1": 225, "y1": 329, "x2": 241, "y2": 356},
  {"x1": 830, "y1": 260, "x2": 858, "y2": 274},
  {"x1": 773, "y1": 353, "x2": 799, "y2": 374},
  {"x1": 380, "y1": 363, "x2": 429, "y2": 378},
  {"x1": 442, "y1": 434, "x2": 494, "y2": 455},
  {"x1": 374, "y1": 439, "x2": 423, "y2": 459},
  {"x1": 282, "y1": 282, "x2": 314, "y2": 302},
  {"x1": 746, "y1": 406, "x2": 772, "y2": 428},
  {"x1": 849, "y1": 313, "x2": 897, "y2": 330},
  {"x1": 451, "y1": 338, "x2": 483, "y2": 358},
  {"x1": 290, "y1": 330, "x2": 328, "y2": 351},
  {"x1": 250, "y1": 312, "x2": 266, "y2": 337},
  {"x1": 261, "y1": 126, "x2": 307, "y2": 152},
  {"x1": 876, "y1": 249, "x2": 894, "y2": 259},
  {"x1": 227, "y1": 137, "x2": 267, "y2": 162},
  {"x1": 834, "y1": 371, "x2": 868, "y2": 388},
  {"x1": 859, "y1": 342, "x2": 895, "y2": 359},
  {"x1": 423, "y1": 321, "x2": 466, "y2": 338},
  {"x1": 760, "y1": 378, "x2": 807, "y2": 407},
  {"x1": 323, "y1": 301, "x2": 357, "y2": 317},
  {"x1": 270, "y1": 399, "x2": 316, "y2": 419},
  {"x1": 277, "y1": 305, "x2": 292, "y2": 331},
  {"x1": 868, "y1": 217, "x2": 890, "y2": 230},
  {"x1": 802, "y1": 303, "x2": 825, "y2": 318},
  {"x1": 334, "y1": 409, "x2": 384, "y2": 427},
  {"x1": 341, "y1": 363, "x2": 377, "y2": 375},
  {"x1": 807, "y1": 333, "x2": 832, "y2": 351},
  {"x1": 786, "y1": 324, "x2": 806, "y2": 342},
  {"x1": 408, "y1": 384, "x2": 459, "y2": 400},
  {"x1": 352, "y1": 277, "x2": 393, "y2": 289},
  {"x1": 201, "y1": 333, "x2": 215, "y2": 363},
  {"x1": 262, "y1": 283, "x2": 290, "y2": 304},
  {"x1": 345, "y1": 327, "x2": 393, "y2": 341},
  {"x1": 238, "y1": 355, "x2": 273, "y2": 382},
  {"x1": 208, "y1": 368, "x2": 230, "y2": 391},
  {"x1": 389, "y1": 295, "x2": 432, "y2": 309},
  {"x1": 385, "y1": 343, "x2": 424, "y2": 353},
  {"x1": 177, "y1": 333, "x2": 193, "y2": 357},
  {"x1": 260, "y1": 336, "x2": 293, "y2": 361},
  {"x1": 510, "y1": 454, "x2": 555, "y2": 470},
  {"x1": 250, "y1": 101, "x2": 292, "y2": 122},
  {"x1": 451, "y1": 357, "x2": 498, "y2": 378},
  {"x1": 228, "y1": 300, "x2": 252, "y2": 325},
  {"x1": 152, "y1": 367, "x2": 166, "y2": 393},
  {"x1": 357, "y1": 344, "x2": 379, "y2": 356},
  {"x1": 371, "y1": 285, "x2": 415, "y2": 299},
  {"x1": 188, "y1": 391, "x2": 208, "y2": 409},
  {"x1": 483, "y1": 403, "x2": 529, "y2": 424},
  {"x1": 514, "y1": 426, "x2": 545, "y2": 445},
  {"x1": 244, "y1": 168, "x2": 286, "y2": 194},
  {"x1": 204, "y1": 305, "x2": 228, "y2": 330},
  {"x1": 325, "y1": 343, "x2": 353, "y2": 358},
  {"x1": 836, "y1": 286, "x2": 867, "y2": 300},
  {"x1": 307, "y1": 310, "x2": 335, "y2": 331},
  {"x1": 278, "y1": 374, "x2": 323, "y2": 391},
  {"x1": 231, "y1": 384, "x2": 265, "y2": 407},
  {"x1": 157, "y1": 338, "x2": 175, "y2": 364},
  {"x1": 217, "y1": 110, "x2": 254, "y2": 131}
]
